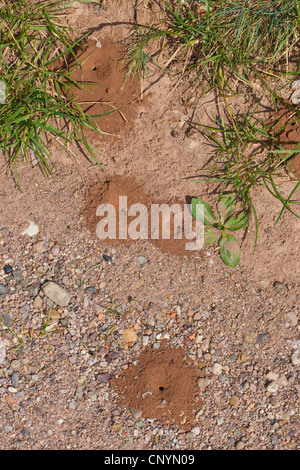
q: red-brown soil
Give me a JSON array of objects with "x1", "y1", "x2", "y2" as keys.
[
  {"x1": 69, "y1": 38, "x2": 141, "y2": 141},
  {"x1": 83, "y1": 175, "x2": 201, "y2": 257},
  {"x1": 111, "y1": 342, "x2": 203, "y2": 431},
  {"x1": 271, "y1": 108, "x2": 300, "y2": 179}
]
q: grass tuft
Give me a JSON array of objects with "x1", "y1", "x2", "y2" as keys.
[
  {"x1": 125, "y1": 0, "x2": 300, "y2": 89},
  {"x1": 0, "y1": 0, "x2": 104, "y2": 185}
]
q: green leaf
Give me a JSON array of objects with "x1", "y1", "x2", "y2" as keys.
[
  {"x1": 225, "y1": 209, "x2": 250, "y2": 231},
  {"x1": 191, "y1": 197, "x2": 218, "y2": 226},
  {"x1": 204, "y1": 228, "x2": 218, "y2": 245},
  {"x1": 219, "y1": 234, "x2": 241, "y2": 268},
  {"x1": 217, "y1": 194, "x2": 236, "y2": 223}
]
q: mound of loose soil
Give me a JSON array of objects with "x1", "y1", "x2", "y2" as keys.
[
  {"x1": 82, "y1": 175, "x2": 201, "y2": 257},
  {"x1": 69, "y1": 37, "x2": 141, "y2": 141},
  {"x1": 110, "y1": 342, "x2": 203, "y2": 430},
  {"x1": 271, "y1": 108, "x2": 300, "y2": 179}
]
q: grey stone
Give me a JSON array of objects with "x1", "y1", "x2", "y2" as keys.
[
  {"x1": 258, "y1": 333, "x2": 270, "y2": 344},
  {"x1": 219, "y1": 373, "x2": 227, "y2": 382},
  {"x1": 137, "y1": 256, "x2": 149, "y2": 268},
  {"x1": 291, "y1": 87, "x2": 300, "y2": 105},
  {"x1": 106, "y1": 351, "x2": 120, "y2": 362},
  {"x1": 1, "y1": 314, "x2": 12, "y2": 327},
  {"x1": 130, "y1": 408, "x2": 142, "y2": 419},
  {"x1": 19, "y1": 279, "x2": 29, "y2": 288},
  {"x1": 13, "y1": 270, "x2": 23, "y2": 281},
  {"x1": 60, "y1": 318, "x2": 69, "y2": 327},
  {"x1": 11, "y1": 371, "x2": 19, "y2": 388},
  {"x1": 95, "y1": 373, "x2": 110, "y2": 383},
  {"x1": 85, "y1": 286, "x2": 97, "y2": 294},
  {"x1": 42, "y1": 281, "x2": 71, "y2": 307},
  {"x1": 0, "y1": 283, "x2": 7, "y2": 295},
  {"x1": 0, "y1": 339, "x2": 6, "y2": 365}
]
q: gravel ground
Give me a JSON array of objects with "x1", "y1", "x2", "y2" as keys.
[{"x1": 0, "y1": 224, "x2": 299, "y2": 450}]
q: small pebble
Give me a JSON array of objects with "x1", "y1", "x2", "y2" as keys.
[
  {"x1": 103, "y1": 254, "x2": 114, "y2": 264},
  {"x1": 85, "y1": 286, "x2": 97, "y2": 294},
  {"x1": 197, "y1": 378, "x2": 206, "y2": 391},
  {"x1": 291, "y1": 350, "x2": 300, "y2": 366},
  {"x1": 229, "y1": 395, "x2": 239, "y2": 407},
  {"x1": 11, "y1": 371, "x2": 19, "y2": 388},
  {"x1": 130, "y1": 408, "x2": 142, "y2": 420},
  {"x1": 287, "y1": 312, "x2": 298, "y2": 327},
  {"x1": 21, "y1": 221, "x2": 39, "y2": 237},
  {"x1": 212, "y1": 363, "x2": 222, "y2": 375},
  {"x1": 266, "y1": 381, "x2": 279, "y2": 393},
  {"x1": 137, "y1": 256, "x2": 149, "y2": 268},
  {"x1": 95, "y1": 373, "x2": 110, "y2": 383},
  {"x1": 0, "y1": 283, "x2": 7, "y2": 295},
  {"x1": 33, "y1": 296, "x2": 43, "y2": 310},
  {"x1": 235, "y1": 440, "x2": 244, "y2": 450},
  {"x1": 1, "y1": 314, "x2": 12, "y2": 327},
  {"x1": 10, "y1": 360, "x2": 21, "y2": 370},
  {"x1": 13, "y1": 270, "x2": 23, "y2": 281},
  {"x1": 3, "y1": 265, "x2": 13, "y2": 274},
  {"x1": 243, "y1": 333, "x2": 255, "y2": 344},
  {"x1": 258, "y1": 334, "x2": 270, "y2": 344},
  {"x1": 122, "y1": 328, "x2": 137, "y2": 343},
  {"x1": 191, "y1": 426, "x2": 200, "y2": 436},
  {"x1": 273, "y1": 281, "x2": 285, "y2": 293},
  {"x1": 42, "y1": 281, "x2": 71, "y2": 307},
  {"x1": 193, "y1": 312, "x2": 202, "y2": 321}
]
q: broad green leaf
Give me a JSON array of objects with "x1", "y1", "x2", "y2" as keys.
[
  {"x1": 225, "y1": 209, "x2": 250, "y2": 231},
  {"x1": 204, "y1": 228, "x2": 218, "y2": 245},
  {"x1": 217, "y1": 194, "x2": 236, "y2": 223},
  {"x1": 191, "y1": 197, "x2": 218, "y2": 226},
  {"x1": 219, "y1": 234, "x2": 241, "y2": 268}
]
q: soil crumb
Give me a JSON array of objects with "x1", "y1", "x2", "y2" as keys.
[
  {"x1": 110, "y1": 342, "x2": 203, "y2": 430},
  {"x1": 82, "y1": 176, "x2": 201, "y2": 257}
]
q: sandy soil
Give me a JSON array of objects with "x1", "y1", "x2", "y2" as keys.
[{"x1": 0, "y1": 1, "x2": 299, "y2": 451}]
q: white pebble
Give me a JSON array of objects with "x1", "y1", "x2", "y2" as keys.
[
  {"x1": 266, "y1": 381, "x2": 279, "y2": 393},
  {"x1": 212, "y1": 363, "x2": 222, "y2": 375},
  {"x1": 21, "y1": 220, "x2": 39, "y2": 237},
  {"x1": 291, "y1": 350, "x2": 300, "y2": 366},
  {"x1": 191, "y1": 426, "x2": 201, "y2": 436}
]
